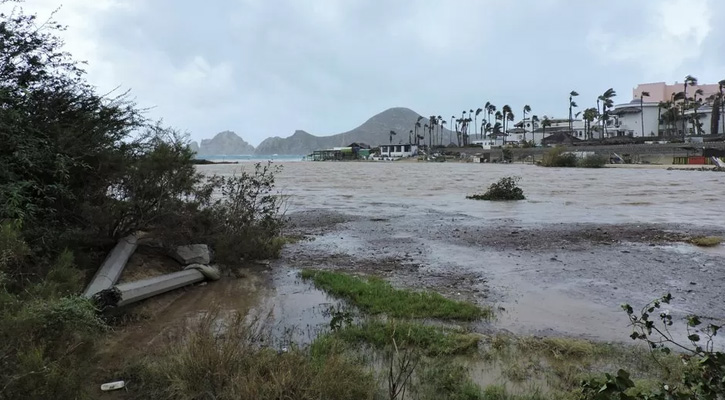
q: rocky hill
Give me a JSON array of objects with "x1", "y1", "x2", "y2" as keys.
[
  {"x1": 193, "y1": 131, "x2": 255, "y2": 155},
  {"x1": 254, "y1": 107, "x2": 454, "y2": 155}
]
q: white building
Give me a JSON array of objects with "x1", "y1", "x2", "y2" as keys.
[
  {"x1": 611, "y1": 100, "x2": 719, "y2": 137},
  {"x1": 378, "y1": 144, "x2": 418, "y2": 158}
]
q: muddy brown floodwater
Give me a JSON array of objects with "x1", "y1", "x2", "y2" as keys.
[{"x1": 116, "y1": 162, "x2": 725, "y2": 354}]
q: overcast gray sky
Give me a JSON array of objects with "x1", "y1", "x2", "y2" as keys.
[{"x1": 14, "y1": 0, "x2": 725, "y2": 145}]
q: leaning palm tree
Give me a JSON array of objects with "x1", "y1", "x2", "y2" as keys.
[
  {"x1": 682, "y1": 75, "x2": 698, "y2": 136},
  {"x1": 474, "y1": 108, "x2": 483, "y2": 140},
  {"x1": 522, "y1": 105, "x2": 531, "y2": 142},
  {"x1": 414, "y1": 116, "x2": 423, "y2": 142},
  {"x1": 568, "y1": 91, "x2": 579, "y2": 135},
  {"x1": 502, "y1": 105, "x2": 512, "y2": 144},
  {"x1": 599, "y1": 88, "x2": 616, "y2": 138},
  {"x1": 639, "y1": 91, "x2": 650, "y2": 137},
  {"x1": 389, "y1": 130, "x2": 397, "y2": 145},
  {"x1": 487, "y1": 104, "x2": 496, "y2": 134}
]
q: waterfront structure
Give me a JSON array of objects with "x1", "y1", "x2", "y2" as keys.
[{"x1": 378, "y1": 144, "x2": 418, "y2": 158}]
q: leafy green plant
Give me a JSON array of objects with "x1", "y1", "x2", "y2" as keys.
[
  {"x1": 580, "y1": 294, "x2": 725, "y2": 399},
  {"x1": 467, "y1": 176, "x2": 525, "y2": 201}
]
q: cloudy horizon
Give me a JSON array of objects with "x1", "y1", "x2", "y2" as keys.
[{"x1": 10, "y1": 0, "x2": 725, "y2": 146}]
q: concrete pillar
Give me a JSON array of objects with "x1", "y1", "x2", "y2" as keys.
[
  {"x1": 83, "y1": 234, "x2": 138, "y2": 298},
  {"x1": 114, "y1": 269, "x2": 206, "y2": 307}
]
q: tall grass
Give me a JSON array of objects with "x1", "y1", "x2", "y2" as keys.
[
  {"x1": 125, "y1": 309, "x2": 377, "y2": 400},
  {"x1": 300, "y1": 270, "x2": 490, "y2": 320}
]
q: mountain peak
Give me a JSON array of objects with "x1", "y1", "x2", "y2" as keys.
[
  {"x1": 255, "y1": 107, "x2": 451, "y2": 155},
  {"x1": 197, "y1": 130, "x2": 255, "y2": 155}
]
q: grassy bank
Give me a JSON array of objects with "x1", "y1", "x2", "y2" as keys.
[{"x1": 300, "y1": 269, "x2": 490, "y2": 320}]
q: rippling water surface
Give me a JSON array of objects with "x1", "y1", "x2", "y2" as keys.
[{"x1": 200, "y1": 162, "x2": 724, "y2": 227}]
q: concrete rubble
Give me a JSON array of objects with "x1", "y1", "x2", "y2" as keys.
[{"x1": 172, "y1": 244, "x2": 211, "y2": 265}]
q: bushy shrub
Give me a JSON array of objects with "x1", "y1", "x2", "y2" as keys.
[
  {"x1": 540, "y1": 147, "x2": 577, "y2": 167},
  {"x1": 577, "y1": 155, "x2": 608, "y2": 168},
  {"x1": 467, "y1": 176, "x2": 525, "y2": 201}
]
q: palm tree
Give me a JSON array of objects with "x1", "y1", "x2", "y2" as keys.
[
  {"x1": 672, "y1": 91, "x2": 686, "y2": 136},
  {"x1": 541, "y1": 116, "x2": 552, "y2": 138},
  {"x1": 414, "y1": 116, "x2": 423, "y2": 143},
  {"x1": 656, "y1": 101, "x2": 668, "y2": 136},
  {"x1": 682, "y1": 75, "x2": 698, "y2": 136},
  {"x1": 502, "y1": 105, "x2": 512, "y2": 144},
  {"x1": 639, "y1": 91, "x2": 650, "y2": 137},
  {"x1": 437, "y1": 115, "x2": 443, "y2": 146},
  {"x1": 599, "y1": 88, "x2": 616, "y2": 138},
  {"x1": 389, "y1": 130, "x2": 397, "y2": 144},
  {"x1": 522, "y1": 105, "x2": 531, "y2": 142},
  {"x1": 450, "y1": 115, "x2": 455, "y2": 145},
  {"x1": 692, "y1": 88, "x2": 704, "y2": 135},
  {"x1": 408, "y1": 129, "x2": 413, "y2": 144},
  {"x1": 719, "y1": 80, "x2": 725, "y2": 136},
  {"x1": 530, "y1": 115, "x2": 539, "y2": 144},
  {"x1": 487, "y1": 104, "x2": 496, "y2": 135},
  {"x1": 474, "y1": 108, "x2": 483, "y2": 140},
  {"x1": 484, "y1": 102, "x2": 491, "y2": 135},
  {"x1": 568, "y1": 91, "x2": 579, "y2": 135},
  {"x1": 423, "y1": 124, "x2": 428, "y2": 147},
  {"x1": 440, "y1": 119, "x2": 447, "y2": 145},
  {"x1": 428, "y1": 115, "x2": 438, "y2": 148},
  {"x1": 582, "y1": 108, "x2": 598, "y2": 140}
]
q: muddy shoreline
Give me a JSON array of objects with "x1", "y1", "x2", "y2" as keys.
[{"x1": 282, "y1": 208, "x2": 725, "y2": 342}]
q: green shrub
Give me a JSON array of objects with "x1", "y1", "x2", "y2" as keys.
[
  {"x1": 540, "y1": 147, "x2": 578, "y2": 167},
  {"x1": 467, "y1": 176, "x2": 525, "y2": 201},
  {"x1": 577, "y1": 155, "x2": 608, "y2": 168}
]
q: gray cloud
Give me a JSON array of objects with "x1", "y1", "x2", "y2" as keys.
[{"x1": 13, "y1": 0, "x2": 725, "y2": 145}]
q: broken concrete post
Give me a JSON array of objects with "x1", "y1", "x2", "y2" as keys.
[
  {"x1": 83, "y1": 234, "x2": 138, "y2": 298},
  {"x1": 114, "y1": 269, "x2": 207, "y2": 307},
  {"x1": 172, "y1": 244, "x2": 211, "y2": 265}
]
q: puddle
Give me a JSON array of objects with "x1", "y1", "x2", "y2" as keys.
[{"x1": 105, "y1": 267, "x2": 340, "y2": 356}]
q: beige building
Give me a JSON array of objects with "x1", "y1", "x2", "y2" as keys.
[{"x1": 633, "y1": 82, "x2": 720, "y2": 103}]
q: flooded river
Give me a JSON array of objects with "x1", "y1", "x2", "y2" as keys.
[
  {"x1": 203, "y1": 162, "x2": 725, "y2": 228},
  {"x1": 116, "y1": 162, "x2": 724, "y2": 351}
]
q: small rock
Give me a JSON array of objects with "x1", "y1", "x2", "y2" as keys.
[
  {"x1": 690, "y1": 282, "x2": 697, "y2": 285},
  {"x1": 173, "y1": 244, "x2": 211, "y2": 265}
]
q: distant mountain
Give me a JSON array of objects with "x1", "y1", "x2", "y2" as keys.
[
  {"x1": 196, "y1": 131, "x2": 255, "y2": 155},
  {"x1": 189, "y1": 141, "x2": 200, "y2": 153},
  {"x1": 255, "y1": 107, "x2": 454, "y2": 155}
]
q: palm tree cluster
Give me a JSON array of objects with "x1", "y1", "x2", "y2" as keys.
[
  {"x1": 655, "y1": 75, "x2": 724, "y2": 138},
  {"x1": 405, "y1": 75, "x2": 724, "y2": 150}
]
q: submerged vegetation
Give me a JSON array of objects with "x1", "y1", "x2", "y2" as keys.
[
  {"x1": 688, "y1": 236, "x2": 723, "y2": 247},
  {"x1": 467, "y1": 176, "x2": 525, "y2": 201},
  {"x1": 300, "y1": 269, "x2": 490, "y2": 320}
]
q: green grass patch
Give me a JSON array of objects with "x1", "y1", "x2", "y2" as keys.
[
  {"x1": 330, "y1": 319, "x2": 480, "y2": 356},
  {"x1": 688, "y1": 236, "x2": 723, "y2": 247},
  {"x1": 300, "y1": 270, "x2": 490, "y2": 320}
]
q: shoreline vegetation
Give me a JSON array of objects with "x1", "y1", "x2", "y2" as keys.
[{"x1": 2, "y1": 6, "x2": 724, "y2": 400}]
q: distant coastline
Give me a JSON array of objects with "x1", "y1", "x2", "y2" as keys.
[{"x1": 194, "y1": 154, "x2": 305, "y2": 163}]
